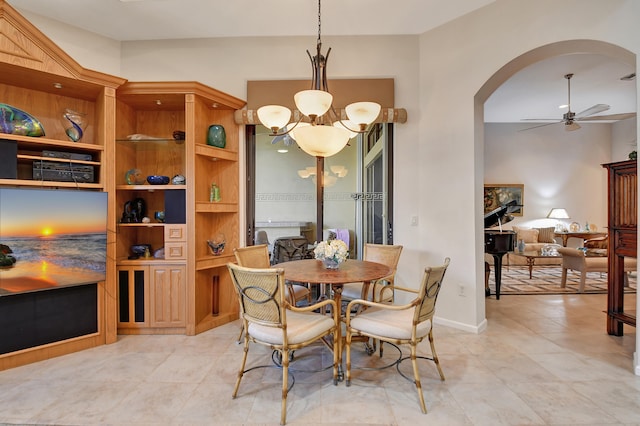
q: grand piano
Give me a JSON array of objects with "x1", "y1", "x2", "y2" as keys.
[{"x1": 484, "y1": 200, "x2": 517, "y2": 299}]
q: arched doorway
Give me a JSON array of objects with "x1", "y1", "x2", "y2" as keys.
[{"x1": 475, "y1": 40, "x2": 636, "y2": 299}]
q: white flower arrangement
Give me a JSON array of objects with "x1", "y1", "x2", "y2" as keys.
[{"x1": 314, "y1": 239, "x2": 349, "y2": 264}]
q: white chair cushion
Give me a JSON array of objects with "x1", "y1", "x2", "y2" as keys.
[
  {"x1": 286, "y1": 283, "x2": 310, "y2": 300},
  {"x1": 341, "y1": 282, "x2": 388, "y2": 302},
  {"x1": 248, "y1": 310, "x2": 335, "y2": 345},
  {"x1": 350, "y1": 307, "x2": 431, "y2": 340}
]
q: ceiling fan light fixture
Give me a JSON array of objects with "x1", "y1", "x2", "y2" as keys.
[{"x1": 565, "y1": 121, "x2": 581, "y2": 131}]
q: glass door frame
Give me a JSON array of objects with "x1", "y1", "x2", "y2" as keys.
[{"x1": 244, "y1": 124, "x2": 394, "y2": 255}]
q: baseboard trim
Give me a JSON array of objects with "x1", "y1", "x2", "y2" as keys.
[{"x1": 434, "y1": 316, "x2": 487, "y2": 334}]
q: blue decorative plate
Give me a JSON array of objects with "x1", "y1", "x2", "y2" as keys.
[{"x1": 0, "y1": 103, "x2": 45, "y2": 137}]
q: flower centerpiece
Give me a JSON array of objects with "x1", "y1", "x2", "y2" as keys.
[{"x1": 314, "y1": 239, "x2": 348, "y2": 269}]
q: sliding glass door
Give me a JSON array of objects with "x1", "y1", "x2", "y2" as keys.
[{"x1": 245, "y1": 123, "x2": 393, "y2": 260}]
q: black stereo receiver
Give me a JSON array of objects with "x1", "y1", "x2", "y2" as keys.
[{"x1": 32, "y1": 161, "x2": 94, "y2": 183}]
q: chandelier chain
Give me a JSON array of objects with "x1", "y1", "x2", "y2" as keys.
[{"x1": 317, "y1": 0, "x2": 322, "y2": 45}]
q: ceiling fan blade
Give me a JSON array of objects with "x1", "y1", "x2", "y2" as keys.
[
  {"x1": 575, "y1": 103, "x2": 610, "y2": 118},
  {"x1": 520, "y1": 118, "x2": 560, "y2": 121},
  {"x1": 271, "y1": 134, "x2": 286, "y2": 144},
  {"x1": 518, "y1": 121, "x2": 562, "y2": 132},
  {"x1": 576, "y1": 112, "x2": 636, "y2": 121}
]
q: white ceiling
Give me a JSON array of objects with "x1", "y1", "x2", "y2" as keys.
[{"x1": 7, "y1": 0, "x2": 636, "y2": 125}]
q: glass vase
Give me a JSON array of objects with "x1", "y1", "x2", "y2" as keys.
[
  {"x1": 62, "y1": 109, "x2": 87, "y2": 142},
  {"x1": 323, "y1": 258, "x2": 340, "y2": 269}
]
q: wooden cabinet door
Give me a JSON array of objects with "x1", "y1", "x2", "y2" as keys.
[
  {"x1": 149, "y1": 265, "x2": 186, "y2": 328},
  {"x1": 117, "y1": 265, "x2": 150, "y2": 328}
]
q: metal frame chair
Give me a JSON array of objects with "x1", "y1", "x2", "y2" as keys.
[
  {"x1": 340, "y1": 243, "x2": 403, "y2": 303},
  {"x1": 227, "y1": 263, "x2": 339, "y2": 425},
  {"x1": 345, "y1": 258, "x2": 450, "y2": 414},
  {"x1": 234, "y1": 245, "x2": 311, "y2": 344}
]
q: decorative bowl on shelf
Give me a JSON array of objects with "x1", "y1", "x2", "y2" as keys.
[
  {"x1": 147, "y1": 175, "x2": 170, "y2": 185},
  {"x1": 207, "y1": 233, "x2": 226, "y2": 256},
  {"x1": 131, "y1": 244, "x2": 152, "y2": 256},
  {"x1": 0, "y1": 103, "x2": 45, "y2": 137}
]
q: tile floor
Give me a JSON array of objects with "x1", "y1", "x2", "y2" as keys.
[{"x1": 0, "y1": 293, "x2": 638, "y2": 425}]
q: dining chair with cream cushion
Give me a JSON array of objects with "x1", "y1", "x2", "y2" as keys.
[
  {"x1": 227, "y1": 262, "x2": 338, "y2": 425},
  {"x1": 234, "y1": 244, "x2": 311, "y2": 305},
  {"x1": 340, "y1": 243, "x2": 403, "y2": 304},
  {"x1": 345, "y1": 258, "x2": 450, "y2": 414},
  {"x1": 233, "y1": 245, "x2": 312, "y2": 342}
]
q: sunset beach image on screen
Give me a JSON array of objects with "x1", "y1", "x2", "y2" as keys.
[{"x1": 0, "y1": 188, "x2": 108, "y2": 295}]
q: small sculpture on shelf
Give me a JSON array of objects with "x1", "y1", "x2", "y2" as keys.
[
  {"x1": 121, "y1": 198, "x2": 146, "y2": 223},
  {"x1": 172, "y1": 130, "x2": 185, "y2": 142},
  {"x1": 207, "y1": 233, "x2": 226, "y2": 256},
  {"x1": 62, "y1": 109, "x2": 87, "y2": 142}
]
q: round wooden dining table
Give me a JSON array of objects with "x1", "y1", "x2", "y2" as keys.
[{"x1": 274, "y1": 258, "x2": 393, "y2": 377}]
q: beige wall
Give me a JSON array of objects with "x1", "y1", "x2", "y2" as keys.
[{"x1": 19, "y1": 1, "x2": 640, "y2": 366}]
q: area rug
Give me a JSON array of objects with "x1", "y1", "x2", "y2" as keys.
[{"x1": 488, "y1": 266, "x2": 637, "y2": 295}]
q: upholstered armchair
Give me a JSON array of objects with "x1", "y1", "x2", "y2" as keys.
[{"x1": 557, "y1": 247, "x2": 636, "y2": 293}]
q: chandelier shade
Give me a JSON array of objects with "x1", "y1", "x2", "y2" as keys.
[
  {"x1": 333, "y1": 120, "x2": 358, "y2": 138},
  {"x1": 293, "y1": 90, "x2": 333, "y2": 119},
  {"x1": 294, "y1": 125, "x2": 351, "y2": 158},
  {"x1": 289, "y1": 122, "x2": 310, "y2": 141},
  {"x1": 257, "y1": 105, "x2": 292, "y2": 132},
  {"x1": 345, "y1": 102, "x2": 382, "y2": 130}
]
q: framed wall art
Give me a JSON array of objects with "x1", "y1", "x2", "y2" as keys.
[{"x1": 484, "y1": 184, "x2": 524, "y2": 216}]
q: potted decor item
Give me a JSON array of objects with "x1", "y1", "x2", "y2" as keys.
[
  {"x1": 206, "y1": 124, "x2": 226, "y2": 148},
  {"x1": 314, "y1": 239, "x2": 348, "y2": 269}
]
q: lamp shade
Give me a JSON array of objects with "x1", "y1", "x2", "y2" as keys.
[
  {"x1": 294, "y1": 90, "x2": 333, "y2": 118},
  {"x1": 293, "y1": 125, "x2": 350, "y2": 157},
  {"x1": 547, "y1": 208, "x2": 570, "y2": 219},
  {"x1": 345, "y1": 102, "x2": 381, "y2": 127},
  {"x1": 257, "y1": 105, "x2": 291, "y2": 131}
]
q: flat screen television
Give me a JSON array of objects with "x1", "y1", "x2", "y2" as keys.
[{"x1": 0, "y1": 187, "x2": 108, "y2": 296}]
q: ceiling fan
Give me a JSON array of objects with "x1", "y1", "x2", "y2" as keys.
[{"x1": 520, "y1": 73, "x2": 636, "y2": 132}]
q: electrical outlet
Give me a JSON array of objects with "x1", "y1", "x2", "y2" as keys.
[
  {"x1": 410, "y1": 216, "x2": 418, "y2": 226},
  {"x1": 458, "y1": 284, "x2": 465, "y2": 297}
]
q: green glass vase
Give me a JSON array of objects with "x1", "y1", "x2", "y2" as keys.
[{"x1": 207, "y1": 124, "x2": 226, "y2": 148}]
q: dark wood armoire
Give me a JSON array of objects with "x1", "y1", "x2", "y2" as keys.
[{"x1": 603, "y1": 160, "x2": 637, "y2": 336}]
